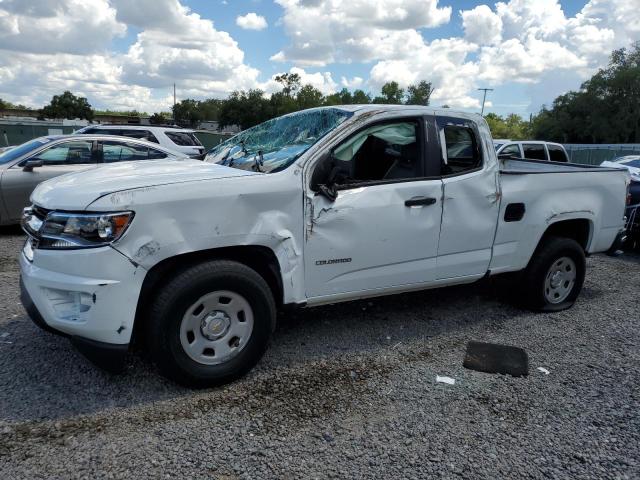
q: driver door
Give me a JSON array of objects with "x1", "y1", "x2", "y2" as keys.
[
  {"x1": 304, "y1": 117, "x2": 444, "y2": 300},
  {"x1": 1, "y1": 139, "x2": 98, "y2": 221}
]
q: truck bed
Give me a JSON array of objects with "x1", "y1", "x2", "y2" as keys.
[
  {"x1": 489, "y1": 157, "x2": 629, "y2": 275},
  {"x1": 500, "y1": 158, "x2": 624, "y2": 174}
]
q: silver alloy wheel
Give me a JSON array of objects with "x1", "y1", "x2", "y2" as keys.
[
  {"x1": 179, "y1": 290, "x2": 254, "y2": 365},
  {"x1": 544, "y1": 256, "x2": 577, "y2": 304}
]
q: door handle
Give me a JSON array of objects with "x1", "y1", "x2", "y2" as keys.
[{"x1": 405, "y1": 196, "x2": 437, "y2": 207}]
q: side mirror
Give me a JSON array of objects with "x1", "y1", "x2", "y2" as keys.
[
  {"x1": 498, "y1": 153, "x2": 519, "y2": 161},
  {"x1": 317, "y1": 163, "x2": 341, "y2": 202},
  {"x1": 22, "y1": 159, "x2": 44, "y2": 172}
]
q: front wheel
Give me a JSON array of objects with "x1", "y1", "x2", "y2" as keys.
[
  {"x1": 518, "y1": 236, "x2": 586, "y2": 312},
  {"x1": 147, "y1": 260, "x2": 276, "y2": 388}
]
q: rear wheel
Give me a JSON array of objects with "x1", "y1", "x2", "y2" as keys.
[
  {"x1": 518, "y1": 236, "x2": 586, "y2": 312},
  {"x1": 147, "y1": 260, "x2": 276, "y2": 388}
]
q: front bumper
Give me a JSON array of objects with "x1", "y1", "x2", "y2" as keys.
[
  {"x1": 19, "y1": 243, "x2": 146, "y2": 368},
  {"x1": 21, "y1": 278, "x2": 129, "y2": 372}
]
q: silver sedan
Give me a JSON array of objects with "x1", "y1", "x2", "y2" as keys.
[{"x1": 0, "y1": 134, "x2": 188, "y2": 225}]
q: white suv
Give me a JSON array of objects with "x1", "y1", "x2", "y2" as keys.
[
  {"x1": 494, "y1": 140, "x2": 569, "y2": 163},
  {"x1": 77, "y1": 125, "x2": 205, "y2": 158}
]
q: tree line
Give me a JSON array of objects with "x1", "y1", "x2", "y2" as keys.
[
  {"x1": 1, "y1": 42, "x2": 637, "y2": 143},
  {"x1": 531, "y1": 42, "x2": 640, "y2": 143},
  {"x1": 168, "y1": 75, "x2": 435, "y2": 130}
]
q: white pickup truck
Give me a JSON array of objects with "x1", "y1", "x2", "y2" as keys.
[{"x1": 20, "y1": 105, "x2": 629, "y2": 387}]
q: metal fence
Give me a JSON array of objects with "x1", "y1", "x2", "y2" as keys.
[
  {"x1": 193, "y1": 131, "x2": 232, "y2": 150},
  {"x1": 1, "y1": 123, "x2": 78, "y2": 146},
  {"x1": 564, "y1": 144, "x2": 640, "y2": 165}
]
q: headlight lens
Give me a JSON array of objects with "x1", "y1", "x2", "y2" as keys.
[{"x1": 36, "y1": 211, "x2": 134, "y2": 249}]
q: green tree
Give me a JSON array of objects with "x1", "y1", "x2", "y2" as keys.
[
  {"x1": 296, "y1": 85, "x2": 324, "y2": 110},
  {"x1": 532, "y1": 42, "x2": 640, "y2": 143},
  {"x1": 0, "y1": 98, "x2": 30, "y2": 110},
  {"x1": 373, "y1": 81, "x2": 405, "y2": 104},
  {"x1": 149, "y1": 112, "x2": 171, "y2": 125},
  {"x1": 405, "y1": 81, "x2": 433, "y2": 106},
  {"x1": 199, "y1": 99, "x2": 223, "y2": 121},
  {"x1": 484, "y1": 112, "x2": 531, "y2": 140},
  {"x1": 219, "y1": 89, "x2": 272, "y2": 130},
  {"x1": 274, "y1": 73, "x2": 301, "y2": 97},
  {"x1": 40, "y1": 91, "x2": 94, "y2": 120},
  {"x1": 173, "y1": 99, "x2": 204, "y2": 127},
  {"x1": 352, "y1": 89, "x2": 372, "y2": 104}
]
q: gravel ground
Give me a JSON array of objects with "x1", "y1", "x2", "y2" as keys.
[{"x1": 0, "y1": 227, "x2": 639, "y2": 479}]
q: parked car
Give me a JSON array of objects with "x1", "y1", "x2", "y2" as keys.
[
  {"x1": 20, "y1": 105, "x2": 627, "y2": 387},
  {"x1": 495, "y1": 140, "x2": 570, "y2": 162},
  {"x1": 0, "y1": 135, "x2": 187, "y2": 225},
  {"x1": 76, "y1": 124, "x2": 205, "y2": 158},
  {"x1": 601, "y1": 155, "x2": 640, "y2": 247}
]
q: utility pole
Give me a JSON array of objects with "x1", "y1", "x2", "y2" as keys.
[
  {"x1": 173, "y1": 83, "x2": 176, "y2": 124},
  {"x1": 478, "y1": 88, "x2": 493, "y2": 115}
]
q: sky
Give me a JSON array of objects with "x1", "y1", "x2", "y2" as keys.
[{"x1": 0, "y1": 0, "x2": 638, "y2": 117}]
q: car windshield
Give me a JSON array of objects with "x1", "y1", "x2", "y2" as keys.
[
  {"x1": 205, "y1": 108, "x2": 353, "y2": 173},
  {"x1": 494, "y1": 143, "x2": 503, "y2": 150},
  {"x1": 0, "y1": 138, "x2": 53, "y2": 164}
]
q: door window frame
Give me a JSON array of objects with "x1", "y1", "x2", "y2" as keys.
[
  {"x1": 436, "y1": 116, "x2": 484, "y2": 179},
  {"x1": 547, "y1": 144, "x2": 569, "y2": 163},
  {"x1": 310, "y1": 115, "x2": 442, "y2": 192},
  {"x1": 14, "y1": 139, "x2": 99, "y2": 167},
  {"x1": 97, "y1": 140, "x2": 169, "y2": 163},
  {"x1": 499, "y1": 143, "x2": 522, "y2": 158},
  {"x1": 522, "y1": 143, "x2": 549, "y2": 161}
]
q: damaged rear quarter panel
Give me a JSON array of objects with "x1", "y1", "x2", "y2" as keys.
[
  {"x1": 88, "y1": 173, "x2": 306, "y2": 304},
  {"x1": 490, "y1": 168, "x2": 628, "y2": 273}
]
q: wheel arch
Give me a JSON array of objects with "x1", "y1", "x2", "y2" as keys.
[
  {"x1": 539, "y1": 217, "x2": 593, "y2": 252},
  {"x1": 131, "y1": 245, "x2": 283, "y2": 346}
]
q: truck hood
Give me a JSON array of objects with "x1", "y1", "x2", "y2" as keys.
[{"x1": 31, "y1": 160, "x2": 259, "y2": 210}]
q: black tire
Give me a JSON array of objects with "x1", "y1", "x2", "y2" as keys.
[
  {"x1": 518, "y1": 236, "x2": 586, "y2": 312},
  {"x1": 147, "y1": 260, "x2": 276, "y2": 388}
]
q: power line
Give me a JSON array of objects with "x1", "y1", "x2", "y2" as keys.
[{"x1": 478, "y1": 88, "x2": 494, "y2": 115}]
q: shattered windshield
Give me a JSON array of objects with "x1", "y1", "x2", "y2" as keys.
[{"x1": 204, "y1": 108, "x2": 353, "y2": 173}]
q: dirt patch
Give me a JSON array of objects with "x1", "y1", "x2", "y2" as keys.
[{"x1": 0, "y1": 354, "x2": 398, "y2": 456}]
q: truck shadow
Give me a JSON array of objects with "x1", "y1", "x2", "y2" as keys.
[
  {"x1": 0, "y1": 225, "x2": 23, "y2": 236},
  {"x1": 0, "y1": 278, "x2": 519, "y2": 426}
]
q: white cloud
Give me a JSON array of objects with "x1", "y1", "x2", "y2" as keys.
[
  {"x1": 262, "y1": 67, "x2": 338, "y2": 95},
  {"x1": 236, "y1": 12, "x2": 268, "y2": 31},
  {"x1": 341, "y1": 76, "x2": 364, "y2": 89},
  {"x1": 117, "y1": 1, "x2": 262, "y2": 100},
  {"x1": 367, "y1": 0, "x2": 640, "y2": 109},
  {"x1": 0, "y1": 0, "x2": 125, "y2": 54},
  {"x1": 461, "y1": 5, "x2": 502, "y2": 45},
  {"x1": 369, "y1": 38, "x2": 481, "y2": 108},
  {"x1": 0, "y1": 0, "x2": 639, "y2": 115},
  {"x1": 272, "y1": 0, "x2": 451, "y2": 66},
  {"x1": 0, "y1": 0, "x2": 262, "y2": 112}
]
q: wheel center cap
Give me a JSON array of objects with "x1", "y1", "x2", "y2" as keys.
[
  {"x1": 550, "y1": 270, "x2": 563, "y2": 288},
  {"x1": 200, "y1": 311, "x2": 231, "y2": 340}
]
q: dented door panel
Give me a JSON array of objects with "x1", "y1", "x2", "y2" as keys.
[{"x1": 304, "y1": 180, "x2": 443, "y2": 298}]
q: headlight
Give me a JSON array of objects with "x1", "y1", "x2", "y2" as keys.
[{"x1": 35, "y1": 211, "x2": 134, "y2": 249}]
